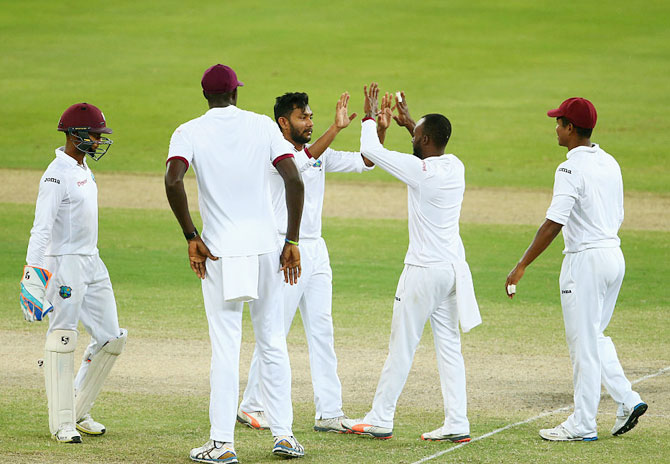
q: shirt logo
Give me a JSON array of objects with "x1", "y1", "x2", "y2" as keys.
[
  {"x1": 77, "y1": 179, "x2": 88, "y2": 187},
  {"x1": 561, "y1": 289, "x2": 572, "y2": 294},
  {"x1": 44, "y1": 177, "x2": 60, "y2": 184},
  {"x1": 395, "y1": 296, "x2": 401, "y2": 302},
  {"x1": 59, "y1": 286, "x2": 72, "y2": 299},
  {"x1": 558, "y1": 168, "x2": 572, "y2": 174},
  {"x1": 312, "y1": 159, "x2": 322, "y2": 168}
]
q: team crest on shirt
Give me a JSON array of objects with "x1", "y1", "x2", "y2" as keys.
[
  {"x1": 312, "y1": 159, "x2": 322, "y2": 168},
  {"x1": 59, "y1": 286, "x2": 72, "y2": 299}
]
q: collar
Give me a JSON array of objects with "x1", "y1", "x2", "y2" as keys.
[
  {"x1": 205, "y1": 105, "x2": 238, "y2": 115},
  {"x1": 566, "y1": 143, "x2": 598, "y2": 159},
  {"x1": 55, "y1": 147, "x2": 88, "y2": 169}
]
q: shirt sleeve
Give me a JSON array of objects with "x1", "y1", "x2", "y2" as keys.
[
  {"x1": 546, "y1": 162, "x2": 580, "y2": 225},
  {"x1": 26, "y1": 173, "x2": 67, "y2": 268},
  {"x1": 166, "y1": 124, "x2": 194, "y2": 169},
  {"x1": 265, "y1": 117, "x2": 296, "y2": 165},
  {"x1": 323, "y1": 147, "x2": 374, "y2": 173},
  {"x1": 359, "y1": 119, "x2": 425, "y2": 188}
]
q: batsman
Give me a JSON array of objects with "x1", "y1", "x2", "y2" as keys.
[{"x1": 21, "y1": 103, "x2": 127, "y2": 443}]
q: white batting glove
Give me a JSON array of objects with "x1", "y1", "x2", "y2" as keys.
[{"x1": 19, "y1": 265, "x2": 54, "y2": 322}]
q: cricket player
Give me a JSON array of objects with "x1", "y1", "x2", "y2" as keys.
[
  {"x1": 342, "y1": 92, "x2": 481, "y2": 441},
  {"x1": 505, "y1": 97, "x2": 647, "y2": 441},
  {"x1": 237, "y1": 88, "x2": 377, "y2": 433},
  {"x1": 21, "y1": 103, "x2": 127, "y2": 443},
  {"x1": 165, "y1": 64, "x2": 308, "y2": 462}
]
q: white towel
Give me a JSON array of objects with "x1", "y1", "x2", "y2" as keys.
[
  {"x1": 452, "y1": 261, "x2": 482, "y2": 333},
  {"x1": 221, "y1": 255, "x2": 259, "y2": 302}
]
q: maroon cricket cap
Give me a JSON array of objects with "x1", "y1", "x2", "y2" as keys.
[
  {"x1": 58, "y1": 103, "x2": 112, "y2": 134},
  {"x1": 201, "y1": 64, "x2": 244, "y2": 94},
  {"x1": 547, "y1": 97, "x2": 597, "y2": 129}
]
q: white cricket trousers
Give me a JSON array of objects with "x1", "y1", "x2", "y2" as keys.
[
  {"x1": 241, "y1": 237, "x2": 343, "y2": 420},
  {"x1": 559, "y1": 247, "x2": 641, "y2": 437},
  {"x1": 203, "y1": 250, "x2": 293, "y2": 443},
  {"x1": 45, "y1": 253, "x2": 121, "y2": 390},
  {"x1": 364, "y1": 264, "x2": 470, "y2": 433}
]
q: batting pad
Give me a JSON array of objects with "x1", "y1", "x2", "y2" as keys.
[
  {"x1": 44, "y1": 329, "x2": 78, "y2": 435},
  {"x1": 75, "y1": 329, "x2": 127, "y2": 421}
]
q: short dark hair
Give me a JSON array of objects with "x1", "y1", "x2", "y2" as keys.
[
  {"x1": 274, "y1": 92, "x2": 309, "y2": 124},
  {"x1": 420, "y1": 113, "x2": 452, "y2": 148},
  {"x1": 559, "y1": 116, "x2": 593, "y2": 138}
]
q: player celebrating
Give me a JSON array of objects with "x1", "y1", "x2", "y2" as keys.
[
  {"x1": 237, "y1": 89, "x2": 376, "y2": 434},
  {"x1": 505, "y1": 97, "x2": 647, "y2": 441},
  {"x1": 165, "y1": 64, "x2": 308, "y2": 462},
  {"x1": 21, "y1": 103, "x2": 127, "y2": 443},
  {"x1": 342, "y1": 92, "x2": 481, "y2": 441}
]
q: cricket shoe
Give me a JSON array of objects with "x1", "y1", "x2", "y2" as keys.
[
  {"x1": 236, "y1": 406, "x2": 269, "y2": 430},
  {"x1": 341, "y1": 418, "x2": 392, "y2": 439},
  {"x1": 421, "y1": 427, "x2": 471, "y2": 442},
  {"x1": 52, "y1": 423, "x2": 82, "y2": 443},
  {"x1": 539, "y1": 424, "x2": 597, "y2": 442},
  {"x1": 272, "y1": 435, "x2": 304, "y2": 458},
  {"x1": 76, "y1": 414, "x2": 106, "y2": 435},
  {"x1": 314, "y1": 415, "x2": 349, "y2": 433},
  {"x1": 612, "y1": 402, "x2": 648, "y2": 436},
  {"x1": 190, "y1": 439, "x2": 238, "y2": 463}
]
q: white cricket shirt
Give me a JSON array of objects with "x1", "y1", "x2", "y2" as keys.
[
  {"x1": 359, "y1": 119, "x2": 466, "y2": 266},
  {"x1": 167, "y1": 106, "x2": 299, "y2": 257},
  {"x1": 545, "y1": 144, "x2": 623, "y2": 253},
  {"x1": 26, "y1": 148, "x2": 99, "y2": 268},
  {"x1": 268, "y1": 146, "x2": 372, "y2": 240}
]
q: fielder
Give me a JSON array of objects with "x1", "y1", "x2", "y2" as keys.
[
  {"x1": 237, "y1": 89, "x2": 376, "y2": 433},
  {"x1": 165, "y1": 64, "x2": 309, "y2": 463},
  {"x1": 21, "y1": 103, "x2": 127, "y2": 443},
  {"x1": 505, "y1": 97, "x2": 647, "y2": 441},
  {"x1": 342, "y1": 92, "x2": 481, "y2": 441}
]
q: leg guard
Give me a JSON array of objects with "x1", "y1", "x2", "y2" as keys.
[
  {"x1": 45, "y1": 329, "x2": 78, "y2": 435},
  {"x1": 75, "y1": 329, "x2": 127, "y2": 421}
]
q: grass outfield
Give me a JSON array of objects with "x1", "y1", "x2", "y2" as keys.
[
  {"x1": 1, "y1": 205, "x2": 668, "y2": 463},
  {"x1": 1, "y1": 0, "x2": 669, "y2": 192}
]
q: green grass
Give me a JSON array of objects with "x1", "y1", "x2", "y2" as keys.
[
  {"x1": 1, "y1": 204, "x2": 668, "y2": 463},
  {"x1": 1, "y1": 0, "x2": 669, "y2": 191}
]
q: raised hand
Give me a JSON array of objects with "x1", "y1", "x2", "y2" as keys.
[
  {"x1": 392, "y1": 91, "x2": 416, "y2": 135},
  {"x1": 334, "y1": 92, "x2": 357, "y2": 130},
  {"x1": 364, "y1": 82, "x2": 380, "y2": 119},
  {"x1": 378, "y1": 92, "x2": 394, "y2": 131}
]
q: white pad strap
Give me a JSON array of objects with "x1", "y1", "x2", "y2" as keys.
[
  {"x1": 75, "y1": 329, "x2": 127, "y2": 421},
  {"x1": 45, "y1": 329, "x2": 77, "y2": 434}
]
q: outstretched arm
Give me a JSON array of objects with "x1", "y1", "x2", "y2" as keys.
[
  {"x1": 306, "y1": 92, "x2": 357, "y2": 159},
  {"x1": 505, "y1": 219, "x2": 563, "y2": 298},
  {"x1": 165, "y1": 159, "x2": 217, "y2": 279}
]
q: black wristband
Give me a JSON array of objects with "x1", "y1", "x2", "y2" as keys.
[{"x1": 184, "y1": 228, "x2": 199, "y2": 241}]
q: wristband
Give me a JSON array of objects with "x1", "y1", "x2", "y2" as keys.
[
  {"x1": 184, "y1": 228, "x2": 199, "y2": 241},
  {"x1": 285, "y1": 238, "x2": 299, "y2": 246}
]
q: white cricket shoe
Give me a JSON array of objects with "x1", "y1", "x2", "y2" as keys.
[
  {"x1": 420, "y1": 427, "x2": 471, "y2": 442},
  {"x1": 314, "y1": 415, "x2": 348, "y2": 433},
  {"x1": 53, "y1": 423, "x2": 82, "y2": 443},
  {"x1": 272, "y1": 435, "x2": 305, "y2": 458},
  {"x1": 76, "y1": 414, "x2": 106, "y2": 435},
  {"x1": 539, "y1": 424, "x2": 597, "y2": 442},
  {"x1": 190, "y1": 439, "x2": 238, "y2": 463},
  {"x1": 236, "y1": 406, "x2": 269, "y2": 430},
  {"x1": 341, "y1": 418, "x2": 392, "y2": 439},
  {"x1": 612, "y1": 402, "x2": 648, "y2": 436}
]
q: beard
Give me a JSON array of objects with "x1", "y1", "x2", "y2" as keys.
[
  {"x1": 412, "y1": 145, "x2": 423, "y2": 159},
  {"x1": 290, "y1": 126, "x2": 311, "y2": 145}
]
